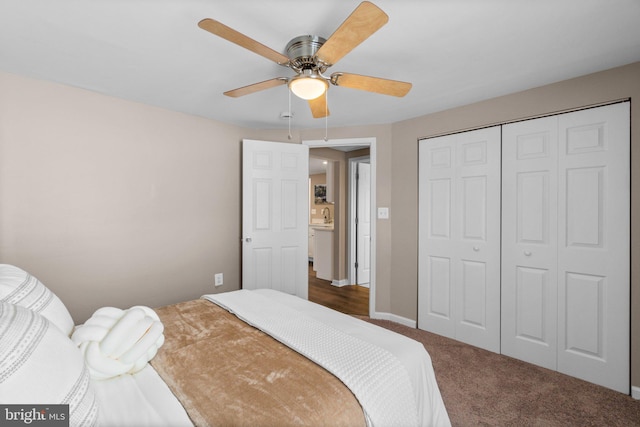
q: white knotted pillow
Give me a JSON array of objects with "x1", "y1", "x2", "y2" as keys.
[{"x1": 72, "y1": 305, "x2": 165, "y2": 380}]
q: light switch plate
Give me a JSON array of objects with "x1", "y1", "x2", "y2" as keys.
[{"x1": 377, "y1": 207, "x2": 389, "y2": 219}]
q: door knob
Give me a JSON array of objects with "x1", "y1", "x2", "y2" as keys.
[
  {"x1": 245, "y1": 237, "x2": 252, "y2": 243},
  {"x1": 473, "y1": 246, "x2": 480, "y2": 252},
  {"x1": 524, "y1": 251, "x2": 532, "y2": 256}
]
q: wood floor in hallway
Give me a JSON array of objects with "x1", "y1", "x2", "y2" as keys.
[{"x1": 308, "y1": 263, "x2": 369, "y2": 316}]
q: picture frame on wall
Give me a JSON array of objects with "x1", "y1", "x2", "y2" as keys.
[{"x1": 314, "y1": 184, "x2": 327, "y2": 204}]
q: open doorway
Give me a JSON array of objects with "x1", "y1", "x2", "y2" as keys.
[{"x1": 304, "y1": 138, "x2": 376, "y2": 317}]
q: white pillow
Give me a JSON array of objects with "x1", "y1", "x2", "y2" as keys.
[
  {"x1": 0, "y1": 264, "x2": 74, "y2": 336},
  {"x1": 0, "y1": 302, "x2": 99, "y2": 427},
  {"x1": 72, "y1": 306, "x2": 165, "y2": 380}
]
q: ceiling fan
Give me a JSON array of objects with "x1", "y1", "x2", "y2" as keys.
[{"x1": 198, "y1": 1, "x2": 412, "y2": 119}]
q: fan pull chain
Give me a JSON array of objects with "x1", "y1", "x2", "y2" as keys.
[
  {"x1": 324, "y1": 90, "x2": 328, "y2": 141},
  {"x1": 287, "y1": 87, "x2": 292, "y2": 140}
]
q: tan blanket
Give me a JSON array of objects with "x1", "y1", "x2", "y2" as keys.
[{"x1": 150, "y1": 299, "x2": 366, "y2": 427}]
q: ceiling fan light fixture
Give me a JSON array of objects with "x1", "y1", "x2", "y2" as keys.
[{"x1": 289, "y1": 74, "x2": 328, "y2": 100}]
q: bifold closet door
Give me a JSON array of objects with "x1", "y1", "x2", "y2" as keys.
[
  {"x1": 502, "y1": 102, "x2": 630, "y2": 393},
  {"x1": 501, "y1": 116, "x2": 559, "y2": 370},
  {"x1": 418, "y1": 127, "x2": 501, "y2": 353},
  {"x1": 556, "y1": 103, "x2": 630, "y2": 393}
]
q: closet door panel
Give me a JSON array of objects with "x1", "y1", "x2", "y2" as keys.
[
  {"x1": 419, "y1": 127, "x2": 501, "y2": 353},
  {"x1": 418, "y1": 138, "x2": 457, "y2": 337},
  {"x1": 564, "y1": 272, "x2": 604, "y2": 355},
  {"x1": 429, "y1": 178, "x2": 452, "y2": 239},
  {"x1": 557, "y1": 102, "x2": 630, "y2": 394},
  {"x1": 501, "y1": 117, "x2": 558, "y2": 370},
  {"x1": 454, "y1": 130, "x2": 501, "y2": 352},
  {"x1": 426, "y1": 256, "x2": 452, "y2": 319},
  {"x1": 565, "y1": 167, "x2": 604, "y2": 247},
  {"x1": 517, "y1": 172, "x2": 548, "y2": 243},
  {"x1": 460, "y1": 260, "x2": 487, "y2": 326},
  {"x1": 515, "y1": 266, "x2": 549, "y2": 341}
]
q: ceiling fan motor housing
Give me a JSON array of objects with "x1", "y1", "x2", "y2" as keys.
[{"x1": 286, "y1": 35, "x2": 327, "y2": 72}]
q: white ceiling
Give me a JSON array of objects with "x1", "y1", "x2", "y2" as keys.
[
  {"x1": 309, "y1": 157, "x2": 328, "y2": 176},
  {"x1": 1, "y1": 0, "x2": 638, "y2": 130}
]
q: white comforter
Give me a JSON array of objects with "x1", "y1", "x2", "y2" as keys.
[{"x1": 204, "y1": 289, "x2": 451, "y2": 427}]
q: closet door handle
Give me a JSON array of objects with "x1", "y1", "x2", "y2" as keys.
[
  {"x1": 473, "y1": 246, "x2": 480, "y2": 252},
  {"x1": 524, "y1": 251, "x2": 532, "y2": 256}
]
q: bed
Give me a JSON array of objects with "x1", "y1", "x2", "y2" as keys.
[{"x1": 0, "y1": 264, "x2": 451, "y2": 426}]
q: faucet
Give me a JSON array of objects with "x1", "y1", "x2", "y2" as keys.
[{"x1": 322, "y1": 207, "x2": 332, "y2": 224}]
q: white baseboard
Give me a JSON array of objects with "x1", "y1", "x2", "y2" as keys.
[
  {"x1": 331, "y1": 279, "x2": 350, "y2": 287},
  {"x1": 632, "y1": 386, "x2": 640, "y2": 400},
  {"x1": 370, "y1": 311, "x2": 417, "y2": 328}
]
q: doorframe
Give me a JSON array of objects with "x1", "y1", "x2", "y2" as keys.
[
  {"x1": 303, "y1": 137, "x2": 376, "y2": 317},
  {"x1": 348, "y1": 155, "x2": 371, "y2": 288}
]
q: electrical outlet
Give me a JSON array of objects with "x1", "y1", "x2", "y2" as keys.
[{"x1": 214, "y1": 273, "x2": 223, "y2": 287}]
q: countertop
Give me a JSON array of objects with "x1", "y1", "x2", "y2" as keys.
[{"x1": 310, "y1": 223, "x2": 334, "y2": 230}]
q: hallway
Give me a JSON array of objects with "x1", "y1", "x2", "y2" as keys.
[{"x1": 308, "y1": 263, "x2": 369, "y2": 316}]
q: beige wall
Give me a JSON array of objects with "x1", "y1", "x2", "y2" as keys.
[
  {"x1": 390, "y1": 61, "x2": 640, "y2": 388},
  {"x1": 0, "y1": 71, "x2": 245, "y2": 323},
  {"x1": 0, "y1": 71, "x2": 395, "y2": 322}
]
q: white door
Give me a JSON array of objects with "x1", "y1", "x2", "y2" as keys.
[
  {"x1": 501, "y1": 116, "x2": 559, "y2": 370},
  {"x1": 356, "y1": 162, "x2": 371, "y2": 286},
  {"x1": 418, "y1": 127, "x2": 501, "y2": 353},
  {"x1": 502, "y1": 102, "x2": 630, "y2": 393},
  {"x1": 556, "y1": 103, "x2": 630, "y2": 393},
  {"x1": 242, "y1": 139, "x2": 309, "y2": 299}
]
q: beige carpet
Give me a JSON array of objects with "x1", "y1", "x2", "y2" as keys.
[{"x1": 361, "y1": 318, "x2": 640, "y2": 426}]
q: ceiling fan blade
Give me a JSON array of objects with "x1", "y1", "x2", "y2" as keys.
[
  {"x1": 224, "y1": 78, "x2": 288, "y2": 97},
  {"x1": 315, "y1": 1, "x2": 388, "y2": 66},
  {"x1": 198, "y1": 18, "x2": 290, "y2": 65},
  {"x1": 308, "y1": 95, "x2": 330, "y2": 118},
  {"x1": 332, "y1": 72, "x2": 412, "y2": 97}
]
